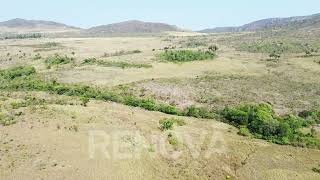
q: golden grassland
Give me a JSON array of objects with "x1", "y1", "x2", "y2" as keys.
[{"x1": 0, "y1": 32, "x2": 320, "y2": 179}]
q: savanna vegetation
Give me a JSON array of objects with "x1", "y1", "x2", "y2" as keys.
[
  {"x1": 82, "y1": 58, "x2": 152, "y2": 69},
  {"x1": 159, "y1": 49, "x2": 216, "y2": 62},
  {"x1": 1, "y1": 66, "x2": 319, "y2": 149},
  {"x1": 237, "y1": 40, "x2": 319, "y2": 58}
]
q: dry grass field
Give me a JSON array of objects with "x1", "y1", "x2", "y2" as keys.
[{"x1": 0, "y1": 31, "x2": 320, "y2": 180}]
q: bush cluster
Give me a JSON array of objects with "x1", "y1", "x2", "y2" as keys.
[
  {"x1": 159, "y1": 118, "x2": 174, "y2": 131},
  {"x1": 222, "y1": 103, "x2": 320, "y2": 148},
  {"x1": 159, "y1": 50, "x2": 215, "y2": 62},
  {"x1": 124, "y1": 96, "x2": 181, "y2": 114},
  {"x1": 298, "y1": 110, "x2": 320, "y2": 124},
  {"x1": 0, "y1": 66, "x2": 36, "y2": 80},
  {"x1": 182, "y1": 105, "x2": 216, "y2": 119},
  {"x1": 159, "y1": 118, "x2": 186, "y2": 131},
  {"x1": 45, "y1": 54, "x2": 74, "y2": 66}
]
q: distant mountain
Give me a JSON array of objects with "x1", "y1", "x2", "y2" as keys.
[
  {"x1": 87, "y1": 20, "x2": 181, "y2": 34},
  {"x1": 200, "y1": 13, "x2": 320, "y2": 33},
  {"x1": 0, "y1": 18, "x2": 81, "y2": 33}
]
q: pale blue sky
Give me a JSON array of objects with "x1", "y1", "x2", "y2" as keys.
[{"x1": 1, "y1": 0, "x2": 319, "y2": 30}]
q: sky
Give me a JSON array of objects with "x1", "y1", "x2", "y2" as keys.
[{"x1": 1, "y1": 0, "x2": 320, "y2": 30}]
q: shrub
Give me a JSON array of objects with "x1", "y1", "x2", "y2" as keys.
[
  {"x1": 82, "y1": 58, "x2": 97, "y2": 65},
  {"x1": 0, "y1": 66, "x2": 36, "y2": 80},
  {"x1": 0, "y1": 113, "x2": 16, "y2": 126},
  {"x1": 183, "y1": 105, "x2": 215, "y2": 119},
  {"x1": 299, "y1": 110, "x2": 320, "y2": 124},
  {"x1": 222, "y1": 107, "x2": 249, "y2": 126},
  {"x1": 80, "y1": 96, "x2": 90, "y2": 107},
  {"x1": 98, "y1": 91, "x2": 121, "y2": 102},
  {"x1": 157, "y1": 103, "x2": 179, "y2": 115},
  {"x1": 159, "y1": 118, "x2": 186, "y2": 131},
  {"x1": 45, "y1": 54, "x2": 74, "y2": 66},
  {"x1": 139, "y1": 99, "x2": 158, "y2": 111},
  {"x1": 159, "y1": 50, "x2": 215, "y2": 62},
  {"x1": 124, "y1": 96, "x2": 182, "y2": 113},
  {"x1": 159, "y1": 118, "x2": 174, "y2": 131},
  {"x1": 124, "y1": 96, "x2": 142, "y2": 107},
  {"x1": 124, "y1": 96, "x2": 157, "y2": 111}
]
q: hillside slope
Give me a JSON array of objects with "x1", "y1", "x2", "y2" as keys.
[
  {"x1": 200, "y1": 13, "x2": 320, "y2": 33},
  {"x1": 0, "y1": 18, "x2": 81, "y2": 33},
  {"x1": 87, "y1": 20, "x2": 181, "y2": 34}
]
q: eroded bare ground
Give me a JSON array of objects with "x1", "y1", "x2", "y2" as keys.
[{"x1": 0, "y1": 33, "x2": 320, "y2": 179}]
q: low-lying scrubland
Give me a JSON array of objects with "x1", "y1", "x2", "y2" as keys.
[
  {"x1": 0, "y1": 66, "x2": 36, "y2": 80},
  {"x1": 45, "y1": 54, "x2": 74, "y2": 68},
  {"x1": 179, "y1": 38, "x2": 208, "y2": 48},
  {"x1": 159, "y1": 50, "x2": 216, "y2": 62},
  {"x1": 102, "y1": 49, "x2": 142, "y2": 57},
  {"x1": 82, "y1": 58, "x2": 152, "y2": 69},
  {"x1": 238, "y1": 40, "x2": 319, "y2": 57},
  {"x1": 0, "y1": 66, "x2": 319, "y2": 149}
]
